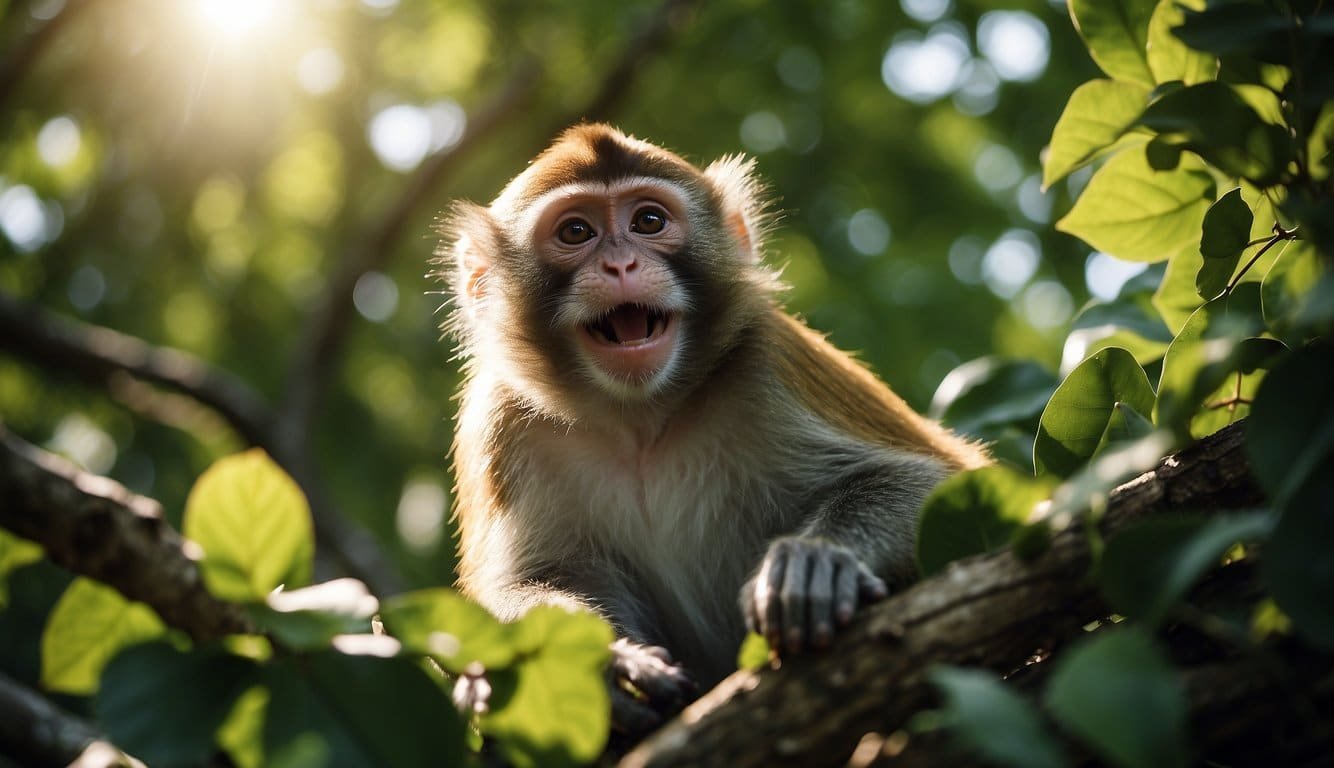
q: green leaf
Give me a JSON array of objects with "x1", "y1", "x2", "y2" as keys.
[
  {"x1": 1173, "y1": 3, "x2": 1293, "y2": 60},
  {"x1": 1199, "y1": 188, "x2": 1252, "y2": 262},
  {"x1": 1146, "y1": 0, "x2": 1215, "y2": 85},
  {"x1": 247, "y1": 579, "x2": 378, "y2": 651},
  {"x1": 1138, "y1": 82, "x2": 1293, "y2": 185},
  {"x1": 931, "y1": 357, "x2": 1057, "y2": 436},
  {"x1": 1247, "y1": 343, "x2": 1334, "y2": 506},
  {"x1": 1196, "y1": 188, "x2": 1253, "y2": 299},
  {"x1": 482, "y1": 606, "x2": 613, "y2": 768},
  {"x1": 916, "y1": 466, "x2": 1057, "y2": 576},
  {"x1": 1093, "y1": 401, "x2": 1156, "y2": 456},
  {"x1": 1154, "y1": 284, "x2": 1276, "y2": 436},
  {"x1": 1056, "y1": 150, "x2": 1214, "y2": 263},
  {"x1": 1262, "y1": 240, "x2": 1324, "y2": 338},
  {"x1": 1069, "y1": 0, "x2": 1157, "y2": 86},
  {"x1": 1045, "y1": 628, "x2": 1188, "y2": 768},
  {"x1": 184, "y1": 449, "x2": 314, "y2": 603},
  {"x1": 1154, "y1": 245, "x2": 1207, "y2": 334},
  {"x1": 737, "y1": 632, "x2": 772, "y2": 672},
  {"x1": 930, "y1": 666, "x2": 1069, "y2": 768},
  {"x1": 1253, "y1": 343, "x2": 1334, "y2": 651},
  {"x1": 98, "y1": 642, "x2": 259, "y2": 768},
  {"x1": 217, "y1": 685, "x2": 269, "y2": 768},
  {"x1": 41, "y1": 577, "x2": 166, "y2": 695},
  {"x1": 1100, "y1": 512, "x2": 1274, "y2": 626},
  {"x1": 380, "y1": 587, "x2": 517, "y2": 672},
  {"x1": 0, "y1": 529, "x2": 42, "y2": 609},
  {"x1": 1043, "y1": 79, "x2": 1151, "y2": 189},
  {"x1": 263, "y1": 651, "x2": 465, "y2": 768},
  {"x1": 1035, "y1": 347, "x2": 1156, "y2": 478}
]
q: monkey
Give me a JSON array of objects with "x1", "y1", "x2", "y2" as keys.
[{"x1": 436, "y1": 124, "x2": 988, "y2": 732}]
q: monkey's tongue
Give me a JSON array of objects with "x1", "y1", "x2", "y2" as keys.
[{"x1": 607, "y1": 305, "x2": 654, "y2": 344}]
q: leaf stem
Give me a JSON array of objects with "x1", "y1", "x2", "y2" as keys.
[{"x1": 1226, "y1": 224, "x2": 1299, "y2": 293}]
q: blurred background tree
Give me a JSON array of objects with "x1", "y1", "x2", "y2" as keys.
[{"x1": 0, "y1": 0, "x2": 1112, "y2": 600}]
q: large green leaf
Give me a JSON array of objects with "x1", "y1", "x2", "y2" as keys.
[
  {"x1": 1035, "y1": 347, "x2": 1156, "y2": 478},
  {"x1": 1056, "y1": 150, "x2": 1214, "y2": 263},
  {"x1": 380, "y1": 587, "x2": 517, "y2": 672},
  {"x1": 98, "y1": 642, "x2": 259, "y2": 768},
  {"x1": 1043, "y1": 79, "x2": 1151, "y2": 189},
  {"x1": 1045, "y1": 628, "x2": 1188, "y2": 768},
  {"x1": 1100, "y1": 513, "x2": 1274, "y2": 626},
  {"x1": 263, "y1": 651, "x2": 465, "y2": 768},
  {"x1": 1146, "y1": 0, "x2": 1215, "y2": 85},
  {"x1": 1153, "y1": 245, "x2": 1208, "y2": 334},
  {"x1": 916, "y1": 466, "x2": 1058, "y2": 577},
  {"x1": 930, "y1": 666, "x2": 1069, "y2": 768},
  {"x1": 1138, "y1": 82, "x2": 1293, "y2": 185},
  {"x1": 41, "y1": 577, "x2": 166, "y2": 695},
  {"x1": 1262, "y1": 240, "x2": 1324, "y2": 339},
  {"x1": 1247, "y1": 343, "x2": 1334, "y2": 506},
  {"x1": 0, "y1": 529, "x2": 42, "y2": 609},
  {"x1": 1153, "y1": 284, "x2": 1277, "y2": 437},
  {"x1": 482, "y1": 606, "x2": 613, "y2": 768},
  {"x1": 1172, "y1": 3, "x2": 1294, "y2": 60},
  {"x1": 1251, "y1": 344, "x2": 1334, "y2": 652},
  {"x1": 931, "y1": 357, "x2": 1057, "y2": 436},
  {"x1": 1069, "y1": 0, "x2": 1157, "y2": 86},
  {"x1": 184, "y1": 449, "x2": 314, "y2": 603}
]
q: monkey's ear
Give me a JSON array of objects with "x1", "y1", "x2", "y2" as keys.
[
  {"x1": 438, "y1": 201, "x2": 500, "y2": 304},
  {"x1": 703, "y1": 155, "x2": 770, "y2": 263}
]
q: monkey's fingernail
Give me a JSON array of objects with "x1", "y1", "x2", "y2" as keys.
[
  {"x1": 836, "y1": 605, "x2": 853, "y2": 624},
  {"x1": 814, "y1": 623, "x2": 831, "y2": 647}
]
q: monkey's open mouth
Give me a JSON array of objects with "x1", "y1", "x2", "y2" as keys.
[{"x1": 584, "y1": 304, "x2": 673, "y2": 346}]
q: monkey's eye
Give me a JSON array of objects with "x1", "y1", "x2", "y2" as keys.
[
  {"x1": 557, "y1": 218, "x2": 596, "y2": 245},
  {"x1": 630, "y1": 207, "x2": 667, "y2": 235}
]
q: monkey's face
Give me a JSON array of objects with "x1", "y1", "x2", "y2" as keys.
[
  {"x1": 443, "y1": 124, "x2": 778, "y2": 417},
  {"x1": 523, "y1": 178, "x2": 694, "y2": 398}
]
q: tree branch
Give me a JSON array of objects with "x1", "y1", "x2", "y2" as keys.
[
  {"x1": 0, "y1": 293, "x2": 403, "y2": 595},
  {"x1": 0, "y1": 425, "x2": 254, "y2": 643},
  {"x1": 622, "y1": 422, "x2": 1267, "y2": 768},
  {"x1": 0, "y1": 672, "x2": 140, "y2": 768}
]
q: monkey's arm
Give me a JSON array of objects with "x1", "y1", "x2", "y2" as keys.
[{"x1": 741, "y1": 451, "x2": 947, "y2": 654}]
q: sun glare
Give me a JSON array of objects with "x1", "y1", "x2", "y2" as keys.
[{"x1": 194, "y1": 0, "x2": 277, "y2": 37}]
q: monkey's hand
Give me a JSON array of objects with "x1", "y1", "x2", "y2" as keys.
[
  {"x1": 607, "y1": 638, "x2": 696, "y2": 736},
  {"x1": 741, "y1": 535, "x2": 889, "y2": 655}
]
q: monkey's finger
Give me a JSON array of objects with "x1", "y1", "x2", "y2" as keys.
[
  {"x1": 857, "y1": 566, "x2": 889, "y2": 603},
  {"x1": 640, "y1": 644, "x2": 675, "y2": 664},
  {"x1": 807, "y1": 552, "x2": 836, "y2": 649},
  {"x1": 756, "y1": 544, "x2": 789, "y2": 644},
  {"x1": 780, "y1": 545, "x2": 812, "y2": 654},
  {"x1": 833, "y1": 558, "x2": 860, "y2": 626}
]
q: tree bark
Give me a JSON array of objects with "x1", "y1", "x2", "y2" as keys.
[
  {"x1": 621, "y1": 421, "x2": 1271, "y2": 768},
  {"x1": 0, "y1": 426, "x2": 252, "y2": 643}
]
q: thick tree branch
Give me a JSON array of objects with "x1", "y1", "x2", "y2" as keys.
[
  {"x1": 622, "y1": 422, "x2": 1268, "y2": 768},
  {"x1": 0, "y1": 293, "x2": 402, "y2": 595},
  {"x1": 0, "y1": 672, "x2": 140, "y2": 768},
  {"x1": 0, "y1": 426, "x2": 254, "y2": 642}
]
